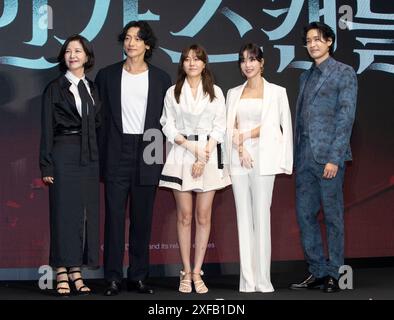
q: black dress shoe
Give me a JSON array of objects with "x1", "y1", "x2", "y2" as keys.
[
  {"x1": 323, "y1": 276, "x2": 340, "y2": 293},
  {"x1": 104, "y1": 281, "x2": 121, "y2": 296},
  {"x1": 127, "y1": 280, "x2": 154, "y2": 294},
  {"x1": 289, "y1": 274, "x2": 327, "y2": 290}
]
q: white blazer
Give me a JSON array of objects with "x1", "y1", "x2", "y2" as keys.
[
  {"x1": 225, "y1": 78, "x2": 293, "y2": 175},
  {"x1": 160, "y1": 82, "x2": 226, "y2": 144}
]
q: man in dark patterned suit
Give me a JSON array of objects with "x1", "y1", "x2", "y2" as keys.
[{"x1": 290, "y1": 22, "x2": 358, "y2": 293}]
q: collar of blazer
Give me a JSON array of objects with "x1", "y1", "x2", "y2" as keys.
[
  {"x1": 225, "y1": 77, "x2": 275, "y2": 164},
  {"x1": 59, "y1": 73, "x2": 94, "y2": 90},
  {"x1": 297, "y1": 57, "x2": 337, "y2": 110},
  {"x1": 308, "y1": 57, "x2": 336, "y2": 104},
  {"x1": 59, "y1": 74, "x2": 97, "y2": 107},
  {"x1": 227, "y1": 77, "x2": 273, "y2": 134},
  {"x1": 58, "y1": 74, "x2": 79, "y2": 110}
]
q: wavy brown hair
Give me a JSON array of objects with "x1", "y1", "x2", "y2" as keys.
[{"x1": 174, "y1": 44, "x2": 216, "y2": 103}]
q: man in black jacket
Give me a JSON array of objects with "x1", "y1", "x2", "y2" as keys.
[{"x1": 95, "y1": 21, "x2": 171, "y2": 296}]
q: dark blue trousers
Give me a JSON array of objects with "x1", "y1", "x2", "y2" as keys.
[{"x1": 295, "y1": 137, "x2": 345, "y2": 279}]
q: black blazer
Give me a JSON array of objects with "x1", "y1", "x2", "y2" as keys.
[
  {"x1": 95, "y1": 61, "x2": 172, "y2": 185},
  {"x1": 39, "y1": 75, "x2": 101, "y2": 177}
]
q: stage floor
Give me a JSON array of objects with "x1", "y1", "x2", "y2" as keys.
[{"x1": 0, "y1": 266, "x2": 393, "y2": 300}]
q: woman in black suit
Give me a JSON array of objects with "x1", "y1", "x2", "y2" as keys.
[{"x1": 39, "y1": 35, "x2": 100, "y2": 296}]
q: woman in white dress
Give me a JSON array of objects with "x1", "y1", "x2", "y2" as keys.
[
  {"x1": 225, "y1": 43, "x2": 293, "y2": 293},
  {"x1": 160, "y1": 44, "x2": 231, "y2": 293}
]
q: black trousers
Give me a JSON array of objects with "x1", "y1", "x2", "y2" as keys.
[{"x1": 104, "y1": 134, "x2": 157, "y2": 282}]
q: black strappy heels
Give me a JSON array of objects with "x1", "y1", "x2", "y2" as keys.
[
  {"x1": 68, "y1": 269, "x2": 91, "y2": 295},
  {"x1": 55, "y1": 270, "x2": 71, "y2": 297}
]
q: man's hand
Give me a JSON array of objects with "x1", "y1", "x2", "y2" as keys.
[
  {"x1": 323, "y1": 163, "x2": 338, "y2": 179},
  {"x1": 42, "y1": 176, "x2": 54, "y2": 184}
]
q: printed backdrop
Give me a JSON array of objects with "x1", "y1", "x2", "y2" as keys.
[{"x1": 0, "y1": 0, "x2": 393, "y2": 272}]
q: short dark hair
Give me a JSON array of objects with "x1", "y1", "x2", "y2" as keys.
[
  {"x1": 118, "y1": 21, "x2": 157, "y2": 59},
  {"x1": 303, "y1": 21, "x2": 335, "y2": 55},
  {"x1": 57, "y1": 34, "x2": 95, "y2": 73}
]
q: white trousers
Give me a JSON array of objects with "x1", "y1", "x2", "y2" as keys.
[{"x1": 231, "y1": 171, "x2": 275, "y2": 293}]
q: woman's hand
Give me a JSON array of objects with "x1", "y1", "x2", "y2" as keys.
[
  {"x1": 239, "y1": 147, "x2": 254, "y2": 169},
  {"x1": 182, "y1": 140, "x2": 209, "y2": 163},
  {"x1": 193, "y1": 145, "x2": 209, "y2": 164},
  {"x1": 192, "y1": 161, "x2": 205, "y2": 179},
  {"x1": 232, "y1": 129, "x2": 244, "y2": 147},
  {"x1": 42, "y1": 176, "x2": 54, "y2": 184}
]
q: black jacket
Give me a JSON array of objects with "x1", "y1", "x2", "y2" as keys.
[
  {"x1": 39, "y1": 75, "x2": 101, "y2": 177},
  {"x1": 95, "y1": 61, "x2": 171, "y2": 185}
]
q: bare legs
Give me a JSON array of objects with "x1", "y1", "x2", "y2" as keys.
[{"x1": 173, "y1": 190, "x2": 215, "y2": 293}]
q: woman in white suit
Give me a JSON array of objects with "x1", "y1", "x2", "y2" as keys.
[
  {"x1": 225, "y1": 43, "x2": 293, "y2": 292},
  {"x1": 160, "y1": 44, "x2": 231, "y2": 293}
]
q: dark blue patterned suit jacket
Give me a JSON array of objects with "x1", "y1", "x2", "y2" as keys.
[{"x1": 294, "y1": 58, "x2": 358, "y2": 167}]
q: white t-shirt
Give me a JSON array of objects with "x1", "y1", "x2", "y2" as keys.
[{"x1": 121, "y1": 69, "x2": 149, "y2": 134}]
